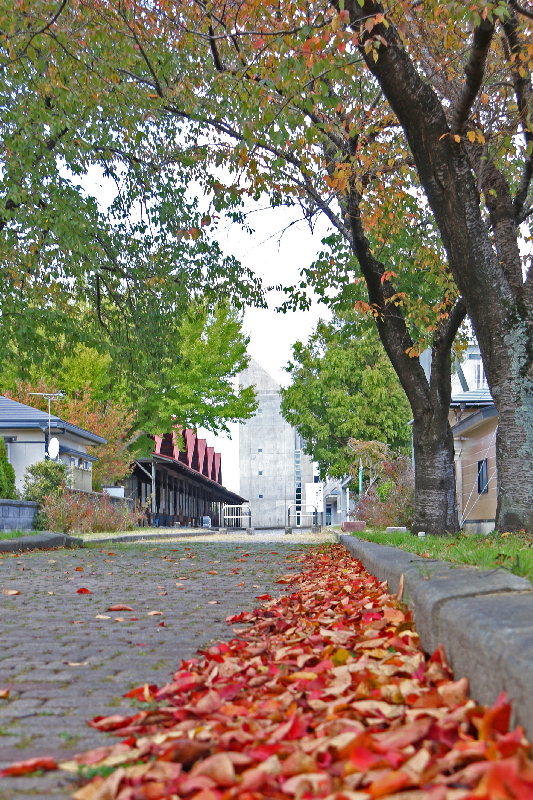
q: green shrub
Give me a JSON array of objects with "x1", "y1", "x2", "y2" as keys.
[
  {"x1": 0, "y1": 439, "x2": 16, "y2": 499},
  {"x1": 23, "y1": 460, "x2": 67, "y2": 504}
]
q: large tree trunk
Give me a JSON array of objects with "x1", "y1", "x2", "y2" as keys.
[
  {"x1": 491, "y1": 348, "x2": 533, "y2": 532},
  {"x1": 412, "y1": 412, "x2": 458, "y2": 536}
]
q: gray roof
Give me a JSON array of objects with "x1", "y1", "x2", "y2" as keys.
[
  {"x1": 450, "y1": 388, "x2": 494, "y2": 408},
  {"x1": 0, "y1": 395, "x2": 106, "y2": 445}
]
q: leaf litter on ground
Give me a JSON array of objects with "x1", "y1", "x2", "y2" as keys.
[{"x1": 1, "y1": 544, "x2": 531, "y2": 800}]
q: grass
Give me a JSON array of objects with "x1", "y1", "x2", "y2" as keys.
[
  {"x1": 0, "y1": 529, "x2": 38, "y2": 540},
  {"x1": 354, "y1": 529, "x2": 533, "y2": 585}
]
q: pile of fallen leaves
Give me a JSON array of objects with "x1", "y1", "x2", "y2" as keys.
[{"x1": 2, "y1": 545, "x2": 532, "y2": 800}]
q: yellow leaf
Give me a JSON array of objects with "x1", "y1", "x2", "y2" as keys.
[
  {"x1": 467, "y1": 131, "x2": 476, "y2": 143},
  {"x1": 454, "y1": 135, "x2": 461, "y2": 143},
  {"x1": 481, "y1": 93, "x2": 489, "y2": 104},
  {"x1": 477, "y1": 132, "x2": 485, "y2": 145}
]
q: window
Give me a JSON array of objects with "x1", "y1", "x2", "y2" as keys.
[
  {"x1": 258, "y1": 470, "x2": 263, "y2": 475},
  {"x1": 313, "y1": 475, "x2": 319, "y2": 483},
  {"x1": 478, "y1": 459, "x2": 488, "y2": 494},
  {"x1": 258, "y1": 408, "x2": 262, "y2": 414},
  {"x1": 258, "y1": 448, "x2": 262, "y2": 453},
  {"x1": 258, "y1": 494, "x2": 263, "y2": 499}
]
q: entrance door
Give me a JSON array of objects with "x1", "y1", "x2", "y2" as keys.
[{"x1": 326, "y1": 505, "x2": 332, "y2": 525}]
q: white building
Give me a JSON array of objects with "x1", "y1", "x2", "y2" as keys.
[
  {"x1": 0, "y1": 395, "x2": 106, "y2": 493},
  {"x1": 239, "y1": 360, "x2": 314, "y2": 528}
]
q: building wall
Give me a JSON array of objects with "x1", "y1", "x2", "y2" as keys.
[
  {"x1": 3, "y1": 429, "x2": 46, "y2": 492},
  {"x1": 455, "y1": 417, "x2": 497, "y2": 532},
  {"x1": 239, "y1": 360, "x2": 314, "y2": 528}
]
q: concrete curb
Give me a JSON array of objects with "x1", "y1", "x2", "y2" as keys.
[
  {"x1": 338, "y1": 533, "x2": 533, "y2": 740},
  {"x1": 0, "y1": 531, "x2": 83, "y2": 552}
]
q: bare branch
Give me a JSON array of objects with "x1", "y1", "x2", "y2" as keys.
[
  {"x1": 510, "y1": 0, "x2": 533, "y2": 20},
  {"x1": 450, "y1": 17, "x2": 495, "y2": 135}
]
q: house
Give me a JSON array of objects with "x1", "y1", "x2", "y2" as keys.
[
  {"x1": 449, "y1": 344, "x2": 496, "y2": 533},
  {"x1": 124, "y1": 429, "x2": 246, "y2": 527},
  {"x1": 0, "y1": 395, "x2": 106, "y2": 493},
  {"x1": 239, "y1": 360, "x2": 314, "y2": 529},
  {"x1": 450, "y1": 388, "x2": 497, "y2": 533}
]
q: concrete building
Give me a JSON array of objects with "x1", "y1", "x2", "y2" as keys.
[
  {"x1": 0, "y1": 395, "x2": 106, "y2": 493},
  {"x1": 239, "y1": 360, "x2": 314, "y2": 529}
]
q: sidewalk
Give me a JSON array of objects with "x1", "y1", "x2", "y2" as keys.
[
  {"x1": 0, "y1": 538, "x2": 314, "y2": 798},
  {"x1": 2, "y1": 543, "x2": 532, "y2": 800}
]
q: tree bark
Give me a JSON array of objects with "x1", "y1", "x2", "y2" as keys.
[{"x1": 412, "y1": 413, "x2": 458, "y2": 536}]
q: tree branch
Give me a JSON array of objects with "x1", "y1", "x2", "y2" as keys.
[
  {"x1": 450, "y1": 17, "x2": 495, "y2": 136},
  {"x1": 503, "y1": 5, "x2": 533, "y2": 222}
]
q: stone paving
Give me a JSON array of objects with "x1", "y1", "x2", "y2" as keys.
[{"x1": 0, "y1": 532, "x2": 334, "y2": 799}]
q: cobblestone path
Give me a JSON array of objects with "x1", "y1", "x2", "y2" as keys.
[{"x1": 0, "y1": 536, "x2": 332, "y2": 798}]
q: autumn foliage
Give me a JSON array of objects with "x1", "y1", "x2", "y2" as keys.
[
  {"x1": 4, "y1": 381, "x2": 135, "y2": 489},
  {"x1": 3, "y1": 545, "x2": 531, "y2": 799}
]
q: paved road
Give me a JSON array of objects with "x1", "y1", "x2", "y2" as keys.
[{"x1": 0, "y1": 534, "x2": 333, "y2": 798}]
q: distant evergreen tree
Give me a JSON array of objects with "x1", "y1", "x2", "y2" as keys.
[{"x1": 0, "y1": 438, "x2": 16, "y2": 499}]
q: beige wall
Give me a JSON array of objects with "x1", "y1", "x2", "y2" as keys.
[
  {"x1": 4, "y1": 430, "x2": 46, "y2": 492},
  {"x1": 454, "y1": 417, "x2": 497, "y2": 530}
]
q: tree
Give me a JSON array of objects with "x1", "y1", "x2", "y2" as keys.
[
  {"x1": 0, "y1": 0, "x2": 263, "y2": 372},
  {"x1": 64, "y1": 0, "x2": 468, "y2": 534},
  {"x1": 280, "y1": 314, "x2": 412, "y2": 479},
  {"x1": 0, "y1": 438, "x2": 16, "y2": 499},
  {"x1": 1, "y1": 302, "x2": 257, "y2": 480}
]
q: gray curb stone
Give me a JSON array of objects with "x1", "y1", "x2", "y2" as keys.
[
  {"x1": 339, "y1": 534, "x2": 533, "y2": 739},
  {"x1": 0, "y1": 531, "x2": 83, "y2": 552}
]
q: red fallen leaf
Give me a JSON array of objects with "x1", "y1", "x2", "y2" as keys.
[
  {"x1": 1, "y1": 756, "x2": 57, "y2": 776},
  {"x1": 77, "y1": 588, "x2": 91, "y2": 594},
  {"x1": 87, "y1": 715, "x2": 137, "y2": 731},
  {"x1": 368, "y1": 769, "x2": 411, "y2": 797},
  {"x1": 124, "y1": 684, "x2": 158, "y2": 701},
  {"x1": 191, "y1": 752, "x2": 237, "y2": 786},
  {"x1": 108, "y1": 604, "x2": 134, "y2": 611},
  {"x1": 256, "y1": 594, "x2": 272, "y2": 601},
  {"x1": 159, "y1": 622, "x2": 165, "y2": 627}
]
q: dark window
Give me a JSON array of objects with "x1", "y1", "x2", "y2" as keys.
[
  {"x1": 258, "y1": 409, "x2": 262, "y2": 414},
  {"x1": 258, "y1": 470, "x2": 263, "y2": 475},
  {"x1": 258, "y1": 494, "x2": 263, "y2": 499},
  {"x1": 258, "y1": 448, "x2": 262, "y2": 452},
  {"x1": 313, "y1": 475, "x2": 319, "y2": 483},
  {"x1": 478, "y1": 459, "x2": 488, "y2": 494}
]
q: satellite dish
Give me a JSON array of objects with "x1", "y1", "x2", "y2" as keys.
[{"x1": 48, "y1": 437, "x2": 59, "y2": 459}]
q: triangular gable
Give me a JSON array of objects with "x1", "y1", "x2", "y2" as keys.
[
  {"x1": 196, "y1": 438, "x2": 207, "y2": 476},
  {"x1": 206, "y1": 447, "x2": 215, "y2": 481},
  {"x1": 184, "y1": 429, "x2": 196, "y2": 469},
  {"x1": 214, "y1": 452, "x2": 222, "y2": 484}
]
